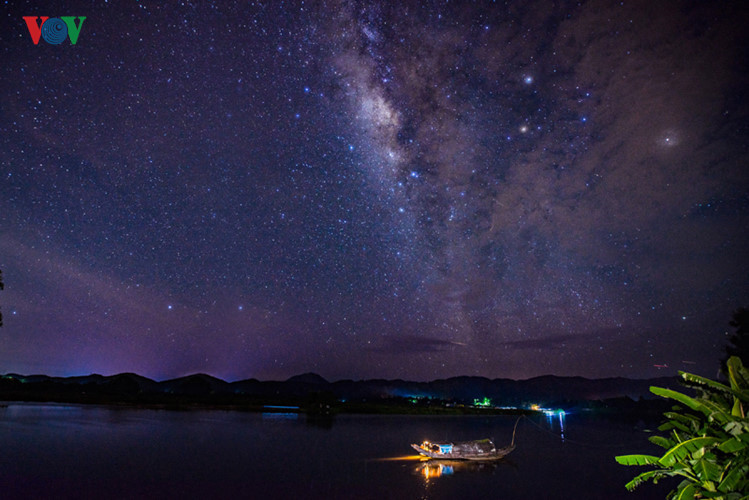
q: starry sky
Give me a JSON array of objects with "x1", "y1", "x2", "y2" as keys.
[{"x1": 1, "y1": 1, "x2": 747, "y2": 382}]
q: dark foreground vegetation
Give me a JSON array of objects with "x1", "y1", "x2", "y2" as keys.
[{"x1": 617, "y1": 356, "x2": 749, "y2": 498}]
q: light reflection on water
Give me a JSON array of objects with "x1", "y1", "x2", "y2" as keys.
[
  {"x1": 545, "y1": 410, "x2": 566, "y2": 441},
  {"x1": 415, "y1": 459, "x2": 512, "y2": 479},
  {"x1": 261, "y1": 412, "x2": 299, "y2": 420},
  {"x1": 420, "y1": 461, "x2": 454, "y2": 479},
  {"x1": 3, "y1": 401, "x2": 81, "y2": 414},
  {"x1": 0, "y1": 404, "x2": 675, "y2": 499}
]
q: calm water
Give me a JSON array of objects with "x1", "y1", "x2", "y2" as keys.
[{"x1": 0, "y1": 403, "x2": 674, "y2": 499}]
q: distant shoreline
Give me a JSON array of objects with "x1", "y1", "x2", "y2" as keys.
[
  {"x1": 1, "y1": 370, "x2": 678, "y2": 419},
  {"x1": 0, "y1": 399, "x2": 540, "y2": 416}
]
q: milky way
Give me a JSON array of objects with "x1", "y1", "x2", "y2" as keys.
[{"x1": 1, "y1": 1, "x2": 747, "y2": 381}]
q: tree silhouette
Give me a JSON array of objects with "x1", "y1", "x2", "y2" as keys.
[{"x1": 723, "y1": 307, "x2": 749, "y2": 370}]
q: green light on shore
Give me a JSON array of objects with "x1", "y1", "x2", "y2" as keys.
[{"x1": 543, "y1": 409, "x2": 566, "y2": 417}]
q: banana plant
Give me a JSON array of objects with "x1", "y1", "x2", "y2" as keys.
[{"x1": 615, "y1": 356, "x2": 749, "y2": 499}]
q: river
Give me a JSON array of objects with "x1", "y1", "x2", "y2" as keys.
[{"x1": 0, "y1": 403, "x2": 674, "y2": 499}]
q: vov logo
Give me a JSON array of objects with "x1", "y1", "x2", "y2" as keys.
[{"x1": 23, "y1": 17, "x2": 86, "y2": 45}]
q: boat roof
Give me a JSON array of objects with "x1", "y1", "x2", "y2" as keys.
[{"x1": 429, "y1": 438, "x2": 494, "y2": 445}]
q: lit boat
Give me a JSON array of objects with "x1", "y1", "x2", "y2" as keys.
[
  {"x1": 411, "y1": 418, "x2": 520, "y2": 461},
  {"x1": 411, "y1": 438, "x2": 513, "y2": 460}
]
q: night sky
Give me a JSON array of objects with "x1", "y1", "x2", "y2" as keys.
[{"x1": 1, "y1": 1, "x2": 747, "y2": 382}]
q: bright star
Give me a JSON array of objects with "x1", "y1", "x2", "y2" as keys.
[{"x1": 657, "y1": 129, "x2": 680, "y2": 147}]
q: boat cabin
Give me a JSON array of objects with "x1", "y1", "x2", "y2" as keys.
[{"x1": 421, "y1": 441, "x2": 453, "y2": 454}]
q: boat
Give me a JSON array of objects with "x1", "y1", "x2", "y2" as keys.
[{"x1": 411, "y1": 418, "x2": 520, "y2": 461}]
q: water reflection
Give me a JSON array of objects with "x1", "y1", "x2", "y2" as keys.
[
  {"x1": 261, "y1": 412, "x2": 298, "y2": 420},
  {"x1": 414, "y1": 458, "x2": 514, "y2": 480},
  {"x1": 419, "y1": 461, "x2": 454, "y2": 479},
  {"x1": 0, "y1": 408, "x2": 674, "y2": 499},
  {"x1": 544, "y1": 410, "x2": 566, "y2": 442}
]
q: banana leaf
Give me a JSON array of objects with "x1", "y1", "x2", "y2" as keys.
[
  {"x1": 658, "y1": 436, "x2": 721, "y2": 467},
  {"x1": 672, "y1": 482, "x2": 697, "y2": 500},
  {"x1": 624, "y1": 469, "x2": 670, "y2": 492},
  {"x1": 717, "y1": 464, "x2": 749, "y2": 493},
  {"x1": 650, "y1": 435, "x2": 675, "y2": 449},
  {"x1": 692, "y1": 457, "x2": 722, "y2": 483},
  {"x1": 651, "y1": 387, "x2": 713, "y2": 417},
  {"x1": 615, "y1": 454, "x2": 660, "y2": 466},
  {"x1": 680, "y1": 372, "x2": 733, "y2": 394},
  {"x1": 719, "y1": 436, "x2": 748, "y2": 453}
]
